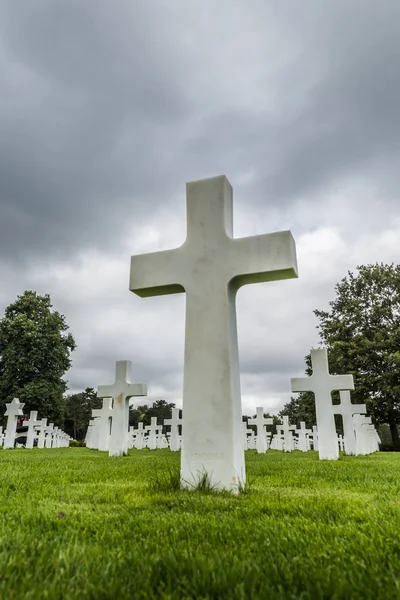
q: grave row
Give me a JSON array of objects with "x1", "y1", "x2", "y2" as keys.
[
  {"x1": 0, "y1": 398, "x2": 71, "y2": 449},
  {"x1": 86, "y1": 357, "x2": 380, "y2": 458}
]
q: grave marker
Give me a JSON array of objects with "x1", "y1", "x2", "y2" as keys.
[
  {"x1": 248, "y1": 408, "x2": 273, "y2": 454},
  {"x1": 291, "y1": 349, "x2": 354, "y2": 460},
  {"x1": 4, "y1": 398, "x2": 25, "y2": 449},
  {"x1": 130, "y1": 175, "x2": 298, "y2": 491},
  {"x1": 98, "y1": 360, "x2": 147, "y2": 457}
]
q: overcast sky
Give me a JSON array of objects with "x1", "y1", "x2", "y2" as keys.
[{"x1": 1, "y1": 1, "x2": 399, "y2": 416}]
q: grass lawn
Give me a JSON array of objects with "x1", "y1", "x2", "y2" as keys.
[{"x1": 1, "y1": 449, "x2": 400, "y2": 600}]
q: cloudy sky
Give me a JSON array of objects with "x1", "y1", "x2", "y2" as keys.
[{"x1": 1, "y1": 0, "x2": 399, "y2": 416}]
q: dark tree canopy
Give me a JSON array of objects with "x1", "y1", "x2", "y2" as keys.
[
  {"x1": 64, "y1": 388, "x2": 102, "y2": 440},
  {"x1": 313, "y1": 263, "x2": 400, "y2": 446},
  {"x1": 0, "y1": 291, "x2": 76, "y2": 425}
]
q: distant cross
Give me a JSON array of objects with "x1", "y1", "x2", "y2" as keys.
[
  {"x1": 297, "y1": 421, "x2": 312, "y2": 452},
  {"x1": 248, "y1": 408, "x2": 273, "y2": 454},
  {"x1": 145, "y1": 417, "x2": 162, "y2": 450},
  {"x1": 278, "y1": 416, "x2": 296, "y2": 452},
  {"x1": 98, "y1": 360, "x2": 147, "y2": 457},
  {"x1": 291, "y1": 349, "x2": 354, "y2": 460},
  {"x1": 44, "y1": 423, "x2": 54, "y2": 448},
  {"x1": 337, "y1": 434, "x2": 345, "y2": 451},
  {"x1": 335, "y1": 391, "x2": 366, "y2": 456},
  {"x1": 164, "y1": 408, "x2": 182, "y2": 452},
  {"x1": 92, "y1": 398, "x2": 114, "y2": 452},
  {"x1": 36, "y1": 419, "x2": 48, "y2": 449},
  {"x1": 311, "y1": 425, "x2": 319, "y2": 451},
  {"x1": 25, "y1": 411, "x2": 41, "y2": 449},
  {"x1": 4, "y1": 398, "x2": 25, "y2": 449},
  {"x1": 52, "y1": 427, "x2": 60, "y2": 448},
  {"x1": 130, "y1": 175, "x2": 298, "y2": 491},
  {"x1": 133, "y1": 422, "x2": 145, "y2": 449},
  {"x1": 242, "y1": 422, "x2": 253, "y2": 451}
]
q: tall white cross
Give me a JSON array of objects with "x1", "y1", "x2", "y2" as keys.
[
  {"x1": 4, "y1": 398, "x2": 25, "y2": 449},
  {"x1": 133, "y1": 422, "x2": 146, "y2": 449},
  {"x1": 25, "y1": 411, "x2": 41, "y2": 449},
  {"x1": 164, "y1": 408, "x2": 182, "y2": 452},
  {"x1": 92, "y1": 398, "x2": 113, "y2": 452},
  {"x1": 98, "y1": 360, "x2": 147, "y2": 457},
  {"x1": 335, "y1": 391, "x2": 366, "y2": 456},
  {"x1": 36, "y1": 418, "x2": 48, "y2": 449},
  {"x1": 278, "y1": 416, "x2": 296, "y2": 452},
  {"x1": 242, "y1": 421, "x2": 253, "y2": 451},
  {"x1": 145, "y1": 417, "x2": 162, "y2": 450},
  {"x1": 297, "y1": 421, "x2": 312, "y2": 452},
  {"x1": 248, "y1": 407, "x2": 273, "y2": 454},
  {"x1": 130, "y1": 175, "x2": 298, "y2": 491},
  {"x1": 291, "y1": 349, "x2": 354, "y2": 460},
  {"x1": 44, "y1": 423, "x2": 54, "y2": 448}
]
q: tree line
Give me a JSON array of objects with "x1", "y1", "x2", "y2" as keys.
[{"x1": 1, "y1": 264, "x2": 400, "y2": 446}]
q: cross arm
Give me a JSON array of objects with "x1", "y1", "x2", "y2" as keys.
[
  {"x1": 229, "y1": 231, "x2": 298, "y2": 289},
  {"x1": 291, "y1": 377, "x2": 314, "y2": 393},
  {"x1": 130, "y1": 247, "x2": 185, "y2": 298}
]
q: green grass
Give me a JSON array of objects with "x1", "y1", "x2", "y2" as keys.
[{"x1": 1, "y1": 449, "x2": 400, "y2": 600}]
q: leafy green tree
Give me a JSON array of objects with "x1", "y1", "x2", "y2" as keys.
[
  {"x1": 278, "y1": 393, "x2": 316, "y2": 429},
  {"x1": 313, "y1": 263, "x2": 400, "y2": 447},
  {"x1": 129, "y1": 399, "x2": 178, "y2": 433},
  {"x1": 0, "y1": 291, "x2": 76, "y2": 426},
  {"x1": 64, "y1": 388, "x2": 102, "y2": 440}
]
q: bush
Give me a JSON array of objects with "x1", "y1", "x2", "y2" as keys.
[{"x1": 69, "y1": 440, "x2": 86, "y2": 448}]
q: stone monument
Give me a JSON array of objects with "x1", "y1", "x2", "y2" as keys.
[
  {"x1": 130, "y1": 175, "x2": 298, "y2": 491},
  {"x1": 248, "y1": 407, "x2": 273, "y2": 454},
  {"x1": 97, "y1": 360, "x2": 147, "y2": 457},
  {"x1": 291, "y1": 349, "x2": 354, "y2": 460}
]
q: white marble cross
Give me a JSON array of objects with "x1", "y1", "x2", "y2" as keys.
[
  {"x1": 164, "y1": 408, "x2": 182, "y2": 452},
  {"x1": 291, "y1": 349, "x2": 354, "y2": 460},
  {"x1": 297, "y1": 421, "x2": 312, "y2": 452},
  {"x1": 25, "y1": 411, "x2": 41, "y2": 449},
  {"x1": 248, "y1": 407, "x2": 273, "y2": 454},
  {"x1": 130, "y1": 175, "x2": 298, "y2": 491},
  {"x1": 335, "y1": 390, "x2": 366, "y2": 456},
  {"x1": 242, "y1": 422, "x2": 253, "y2": 451},
  {"x1": 337, "y1": 434, "x2": 345, "y2": 451},
  {"x1": 35, "y1": 419, "x2": 48, "y2": 449},
  {"x1": 4, "y1": 398, "x2": 25, "y2": 449},
  {"x1": 133, "y1": 422, "x2": 146, "y2": 449},
  {"x1": 44, "y1": 423, "x2": 54, "y2": 448},
  {"x1": 98, "y1": 360, "x2": 147, "y2": 457},
  {"x1": 278, "y1": 416, "x2": 296, "y2": 452},
  {"x1": 312, "y1": 425, "x2": 319, "y2": 451},
  {"x1": 92, "y1": 398, "x2": 113, "y2": 452},
  {"x1": 145, "y1": 417, "x2": 162, "y2": 450}
]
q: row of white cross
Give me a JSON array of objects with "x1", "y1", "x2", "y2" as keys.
[
  {"x1": 244, "y1": 414, "x2": 380, "y2": 455},
  {"x1": 0, "y1": 398, "x2": 71, "y2": 449},
  {"x1": 89, "y1": 348, "x2": 380, "y2": 462},
  {"x1": 85, "y1": 406, "x2": 183, "y2": 455}
]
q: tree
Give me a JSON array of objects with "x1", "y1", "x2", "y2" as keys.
[
  {"x1": 278, "y1": 394, "x2": 316, "y2": 429},
  {"x1": 129, "y1": 399, "x2": 178, "y2": 432},
  {"x1": 64, "y1": 388, "x2": 102, "y2": 440},
  {"x1": 0, "y1": 291, "x2": 76, "y2": 425},
  {"x1": 313, "y1": 263, "x2": 400, "y2": 447}
]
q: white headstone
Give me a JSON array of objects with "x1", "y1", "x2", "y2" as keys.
[
  {"x1": 278, "y1": 416, "x2": 296, "y2": 452},
  {"x1": 92, "y1": 398, "x2": 113, "y2": 452},
  {"x1": 4, "y1": 398, "x2": 25, "y2": 449},
  {"x1": 25, "y1": 411, "x2": 41, "y2": 449},
  {"x1": 145, "y1": 417, "x2": 162, "y2": 450},
  {"x1": 297, "y1": 421, "x2": 312, "y2": 452},
  {"x1": 291, "y1": 349, "x2": 354, "y2": 460},
  {"x1": 35, "y1": 419, "x2": 48, "y2": 449},
  {"x1": 44, "y1": 423, "x2": 54, "y2": 448},
  {"x1": 133, "y1": 422, "x2": 146, "y2": 449},
  {"x1": 130, "y1": 175, "x2": 298, "y2": 491},
  {"x1": 164, "y1": 408, "x2": 182, "y2": 452},
  {"x1": 248, "y1": 408, "x2": 273, "y2": 454},
  {"x1": 98, "y1": 361, "x2": 147, "y2": 457},
  {"x1": 334, "y1": 391, "x2": 366, "y2": 456}
]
